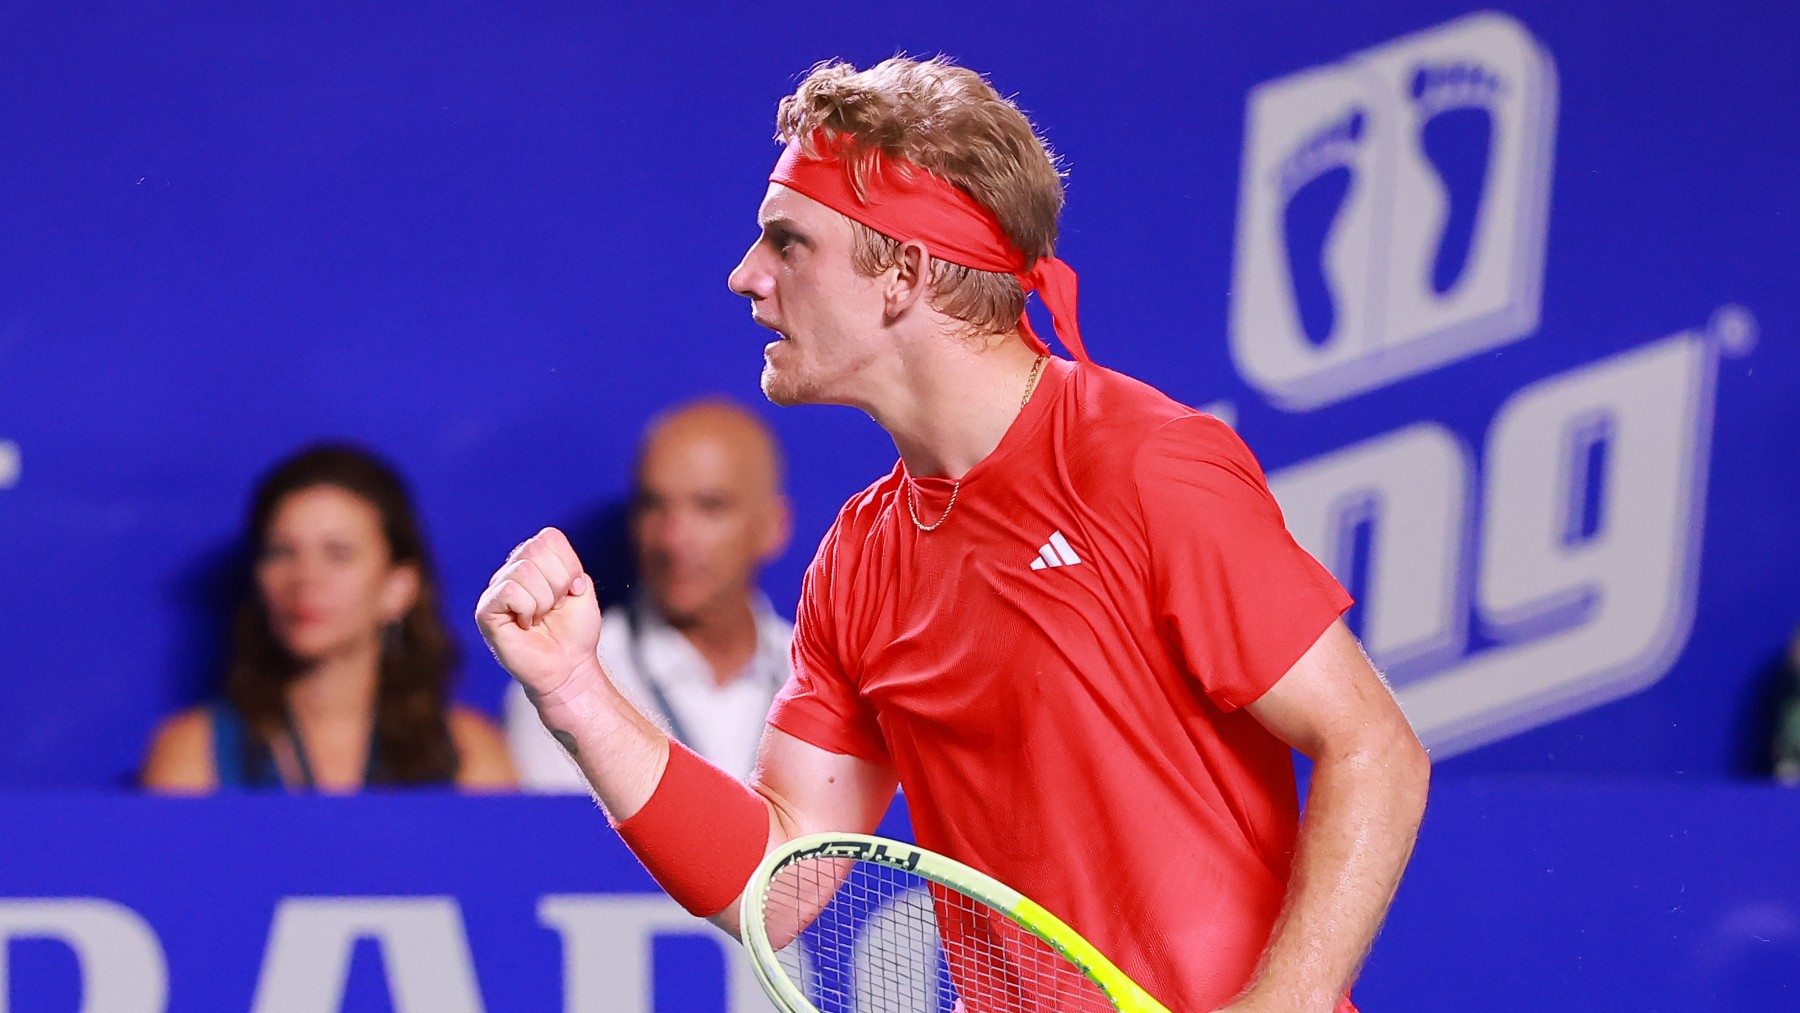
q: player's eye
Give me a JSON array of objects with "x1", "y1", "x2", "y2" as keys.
[{"x1": 769, "y1": 227, "x2": 801, "y2": 257}]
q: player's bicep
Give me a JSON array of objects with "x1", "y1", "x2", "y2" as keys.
[
  {"x1": 1243, "y1": 620, "x2": 1418, "y2": 760},
  {"x1": 752, "y1": 725, "x2": 897, "y2": 844}
]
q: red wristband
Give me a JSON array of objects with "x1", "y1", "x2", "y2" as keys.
[{"x1": 613, "y1": 739, "x2": 768, "y2": 918}]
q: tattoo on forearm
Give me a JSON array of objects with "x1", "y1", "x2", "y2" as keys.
[{"x1": 552, "y1": 730, "x2": 579, "y2": 758}]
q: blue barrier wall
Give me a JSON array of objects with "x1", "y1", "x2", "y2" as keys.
[{"x1": 1, "y1": 787, "x2": 1795, "y2": 1010}]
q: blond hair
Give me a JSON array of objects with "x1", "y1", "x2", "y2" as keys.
[{"x1": 776, "y1": 56, "x2": 1065, "y2": 335}]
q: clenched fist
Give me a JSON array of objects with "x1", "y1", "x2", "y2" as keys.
[{"x1": 475, "y1": 527, "x2": 605, "y2": 702}]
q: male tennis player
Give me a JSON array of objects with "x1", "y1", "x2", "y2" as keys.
[{"x1": 479, "y1": 57, "x2": 1429, "y2": 1013}]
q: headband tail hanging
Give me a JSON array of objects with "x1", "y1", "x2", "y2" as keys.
[{"x1": 1020, "y1": 256, "x2": 1089, "y2": 364}]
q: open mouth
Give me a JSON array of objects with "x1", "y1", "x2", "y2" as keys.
[{"x1": 750, "y1": 311, "x2": 787, "y2": 339}]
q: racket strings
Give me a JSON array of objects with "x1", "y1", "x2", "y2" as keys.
[{"x1": 764, "y1": 857, "x2": 1116, "y2": 1013}]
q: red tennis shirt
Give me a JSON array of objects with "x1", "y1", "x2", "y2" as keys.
[{"x1": 769, "y1": 358, "x2": 1355, "y2": 1012}]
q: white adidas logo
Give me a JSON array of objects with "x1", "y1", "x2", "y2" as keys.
[{"x1": 1029, "y1": 531, "x2": 1082, "y2": 570}]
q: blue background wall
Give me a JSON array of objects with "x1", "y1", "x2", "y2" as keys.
[{"x1": 3, "y1": 0, "x2": 1793, "y2": 788}]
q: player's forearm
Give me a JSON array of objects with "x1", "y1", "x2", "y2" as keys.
[
  {"x1": 1237, "y1": 733, "x2": 1429, "y2": 1012},
  {"x1": 533, "y1": 658, "x2": 784, "y2": 930},
  {"x1": 704, "y1": 801, "x2": 795, "y2": 939},
  {"x1": 525, "y1": 656, "x2": 672, "y2": 821}
]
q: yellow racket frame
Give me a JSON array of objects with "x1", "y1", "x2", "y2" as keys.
[{"x1": 740, "y1": 832, "x2": 1173, "y2": 1013}]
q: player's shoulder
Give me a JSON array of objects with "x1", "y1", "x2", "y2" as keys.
[
  {"x1": 1061, "y1": 361, "x2": 1248, "y2": 469},
  {"x1": 818, "y1": 461, "x2": 906, "y2": 548},
  {"x1": 1065, "y1": 362, "x2": 1191, "y2": 434}
]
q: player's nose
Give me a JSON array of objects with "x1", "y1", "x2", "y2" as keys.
[{"x1": 728, "y1": 243, "x2": 773, "y2": 301}]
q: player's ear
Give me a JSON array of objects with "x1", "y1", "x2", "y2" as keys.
[{"x1": 884, "y1": 240, "x2": 932, "y2": 319}]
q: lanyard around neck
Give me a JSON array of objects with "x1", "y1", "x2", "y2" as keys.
[
  {"x1": 625, "y1": 600, "x2": 768, "y2": 776},
  {"x1": 282, "y1": 707, "x2": 380, "y2": 791}
]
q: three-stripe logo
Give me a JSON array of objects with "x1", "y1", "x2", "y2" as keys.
[{"x1": 1029, "y1": 531, "x2": 1082, "y2": 571}]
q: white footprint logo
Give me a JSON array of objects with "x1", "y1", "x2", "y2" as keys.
[
  {"x1": 1276, "y1": 107, "x2": 1365, "y2": 347},
  {"x1": 1409, "y1": 62, "x2": 1506, "y2": 296}
]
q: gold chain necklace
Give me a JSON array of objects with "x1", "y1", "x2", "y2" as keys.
[{"x1": 907, "y1": 354, "x2": 1048, "y2": 533}]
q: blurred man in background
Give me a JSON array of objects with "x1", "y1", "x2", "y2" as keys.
[{"x1": 504, "y1": 399, "x2": 793, "y2": 788}]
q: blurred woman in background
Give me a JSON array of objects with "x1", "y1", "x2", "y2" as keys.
[{"x1": 142, "y1": 444, "x2": 515, "y2": 792}]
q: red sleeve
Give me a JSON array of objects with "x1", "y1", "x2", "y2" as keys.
[
  {"x1": 766, "y1": 520, "x2": 890, "y2": 763},
  {"x1": 1136, "y1": 414, "x2": 1352, "y2": 711}
]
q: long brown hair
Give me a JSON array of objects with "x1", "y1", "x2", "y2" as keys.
[{"x1": 224, "y1": 443, "x2": 459, "y2": 785}]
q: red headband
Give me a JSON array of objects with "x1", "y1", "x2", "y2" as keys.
[{"x1": 769, "y1": 135, "x2": 1089, "y2": 363}]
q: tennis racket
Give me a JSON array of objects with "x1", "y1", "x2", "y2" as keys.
[{"x1": 739, "y1": 832, "x2": 1172, "y2": 1013}]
